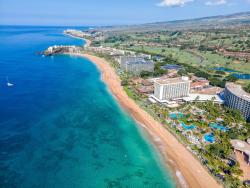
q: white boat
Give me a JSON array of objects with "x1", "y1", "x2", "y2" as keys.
[{"x1": 6, "y1": 77, "x2": 14, "y2": 87}]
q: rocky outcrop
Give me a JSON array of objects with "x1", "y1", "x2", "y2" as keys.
[{"x1": 44, "y1": 45, "x2": 83, "y2": 56}]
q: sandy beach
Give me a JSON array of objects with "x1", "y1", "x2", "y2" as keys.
[
  {"x1": 64, "y1": 32, "x2": 91, "y2": 47},
  {"x1": 83, "y1": 39, "x2": 91, "y2": 48},
  {"x1": 69, "y1": 52, "x2": 222, "y2": 188}
]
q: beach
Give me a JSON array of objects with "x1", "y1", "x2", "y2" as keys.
[
  {"x1": 83, "y1": 39, "x2": 91, "y2": 48},
  {"x1": 69, "y1": 52, "x2": 223, "y2": 188},
  {"x1": 64, "y1": 32, "x2": 91, "y2": 47}
]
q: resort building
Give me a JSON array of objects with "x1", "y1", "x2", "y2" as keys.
[
  {"x1": 166, "y1": 70, "x2": 179, "y2": 78},
  {"x1": 116, "y1": 56, "x2": 144, "y2": 65},
  {"x1": 45, "y1": 45, "x2": 82, "y2": 56},
  {"x1": 183, "y1": 94, "x2": 224, "y2": 104},
  {"x1": 88, "y1": 46, "x2": 127, "y2": 56},
  {"x1": 190, "y1": 79, "x2": 210, "y2": 91},
  {"x1": 231, "y1": 139, "x2": 250, "y2": 165},
  {"x1": 121, "y1": 60, "x2": 154, "y2": 75},
  {"x1": 192, "y1": 86, "x2": 223, "y2": 95},
  {"x1": 152, "y1": 76, "x2": 191, "y2": 103},
  {"x1": 224, "y1": 83, "x2": 250, "y2": 121}
]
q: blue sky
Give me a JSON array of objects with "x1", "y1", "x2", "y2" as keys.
[{"x1": 0, "y1": 0, "x2": 249, "y2": 26}]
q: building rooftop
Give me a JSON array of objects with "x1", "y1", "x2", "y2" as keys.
[
  {"x1": 226, "y1": 82, "x2": 250, "y2": 102},
  {"x1": 191, "y1": 80, "x2": 210, "y2": 89},
  {"x1": 155, "y1": 76, "x2": 190, "y2": 85},
  {"x1": 161, "y1": 64, "x2": 182, "y2": 70},
  {"x1": 191, "y1": 86, "x2": 223, "y2": 95},
  {"x1": 231, "y1": 139, "x2": 250, "y2": 162},
  {"x1": 183, "y1": 94, "x2": 224, "y2": 104},
  {"x1": 126, "y1": 61, "x2": 154, "y2": 65},
  {"x1": 120, "y1": 56, "x2": 143, "y2": 61}
]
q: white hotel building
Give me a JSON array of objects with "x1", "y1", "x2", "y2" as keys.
[{"x1": 152, "y1": 77, "x2": 191, "y2": 103}]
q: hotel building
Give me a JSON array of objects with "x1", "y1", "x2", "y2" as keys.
[
  {"x1": 224, "y1": 83, "x2": 250, "y2": 121},
  {"x1": 121, "y1": 60, "x2": 154, "y2": 75},
  {"x1": 153, "y1": 77, "x2": 191, "y2": 103},
  {"x1": 116, "y1": 56, "x2": 144, "y2": 65}
]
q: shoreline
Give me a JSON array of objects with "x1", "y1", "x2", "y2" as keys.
[
  {"x1": 64, "y1": 33, "x2": 92, "y2": 47},
  {"x1": 67, "y1": 52, "x2": 223, "y2": 188}
]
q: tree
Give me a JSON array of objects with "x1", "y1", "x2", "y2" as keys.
[
  {"x1": 195, "y1": 95, "x2": 200, "y2": 104},
  {"x1": 153, "y1": 62, "x2": 167, "y2": 76},
  {"x1": 215, "y1": 70, "x2": 226, "y2": 75},
  {"x1": 178, "y1": 69, "x2": 187, "y2": 76},
  {"x1": 244, "y1": 83, "x2": 250, "y2": 93},
  {"x1": 194, "y1": 71, "x2": 210, "y2": 79},
  {"x1": 224, "y1": 74, "x2": 239, "y2": 82},
  {"x1": 229, "y1": 162, "x2": 243, "y2": 177},
  {"x1": 121, "y1": 79, "x2": 129, "y2": 86},
  {"x1": 224, "y1": 174, "x2": 241, "y2": 188},
  {"x1": 226, "y1": 108, "x2": 245, "y2": 122},
  {"x1": 206, "y1": 134, "x2": 232, "y2": 159},
  {"x1": 140, "y1": 71, "x2": 153, "y2": 78},
  {"x1": 209, "y1": 77, "x2": 225, "y2": 88}
]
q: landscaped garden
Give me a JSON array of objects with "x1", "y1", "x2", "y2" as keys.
[{"x1": 119, "y1": 73, "x2": 250, "y2": 188}]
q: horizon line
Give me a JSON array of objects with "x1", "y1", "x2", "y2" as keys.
[{"x1": 1, "y1": 10, "x2": 249, "y2": 28}]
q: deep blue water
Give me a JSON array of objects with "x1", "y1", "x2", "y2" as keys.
[
  {"x1": 214, "y1": 67, "x2": 250, "y2": 80},
  {"x1": 231, "y1": 73, "x2": 250, "y2": 80},
  {"x1": 0, "y1": 26, "x2": 175, "y2": 188},
  {"x1": 214, "y1": 67, "x2": 238, "y2": 73}
]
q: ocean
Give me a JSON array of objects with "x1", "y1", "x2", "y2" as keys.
[{"x1": 0, "y1": 26, "x2": 175, "y2": 188}]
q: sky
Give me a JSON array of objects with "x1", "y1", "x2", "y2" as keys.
[{"x1": 0, "y1": 0, "x2": 249, "y2": 26}]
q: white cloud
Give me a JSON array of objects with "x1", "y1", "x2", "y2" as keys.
[
  {"x1": 157, "y1": 0, "x2": 194, "y2": 7},
  {"x1": 205, "y1": 0, "x2": 227, "y2": 6}
]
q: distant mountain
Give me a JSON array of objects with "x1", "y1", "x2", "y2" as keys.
[{"x1": 102, "y1": 12, "x2": 250, "y2": 32}]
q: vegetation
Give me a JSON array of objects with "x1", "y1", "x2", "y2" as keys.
[
  {"x1": 224, "y1": 74, "x2": 239, "y2": 82},
  {"x1": 244, "y1": 83, "x2": 250, "y2": 93},
  {"x1": 89, "y1": 19, "x2": 250, "y2": 187},
  {"x1": 153, "y1": 62, "x2": 167, "y2": 76},
  {"x1": 101, "y1": 25, "x2": 250, "y2": 88},
  {"x1": 96, "y1": 52, "x2": 249, "y2": 187},
  {"x1": 140, "y1": 71, "x2": 153, "y2": 78}
]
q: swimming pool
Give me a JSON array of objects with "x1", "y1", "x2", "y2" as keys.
[
  {"x1": 204, "y1": 133, "x2": 215, "y2": 143},
  {"x1": 169, "y1": 113, "x2": 185, "y2": 119},
  {"x1": 180, "y1": 122, "x2": 196, "y2": 130},
  {"x1": 209, "y1": 123, "x2": 229, "y2": 132}
]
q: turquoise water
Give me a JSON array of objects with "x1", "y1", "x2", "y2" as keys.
[
  {"x1": 169, "y1": 113, "x2": 184, "y2": 120},
  {"x1": 180, "y1": 122, "x2": 196, "y2": 130},
  {"x1": 203, "y1": 133, "x2": 215, "y2": 143},
  {"x1": 0, "y1": 26, "x2": 175, "y2": 187},
  {"x1": 209, "y1": 123, "x2": 229, "y2": 132}
]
